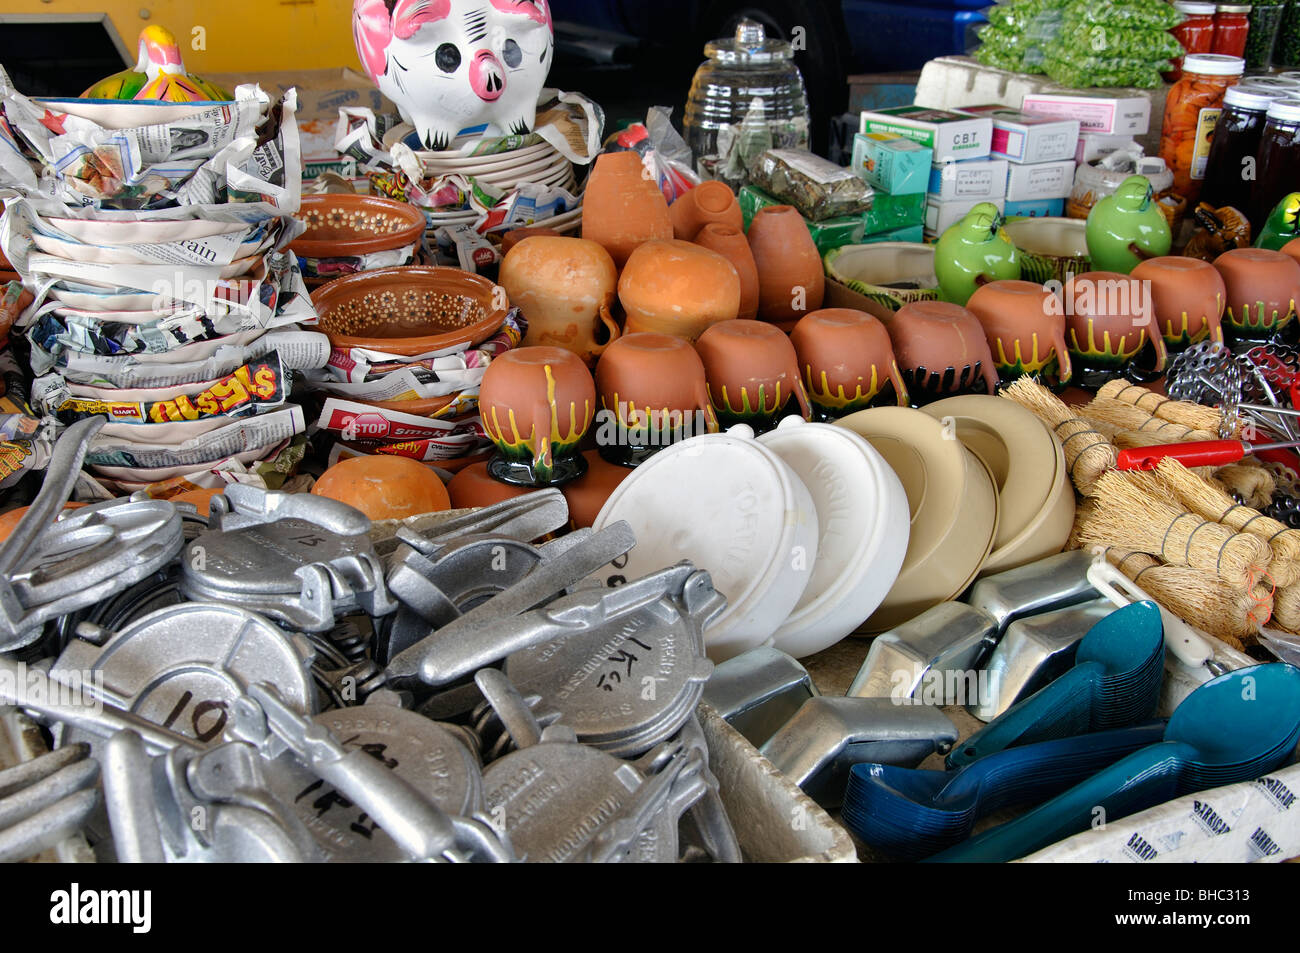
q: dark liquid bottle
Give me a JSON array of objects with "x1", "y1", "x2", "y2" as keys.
[
  {"x1": 1202, "y1": 86, "x2": 1281, "y2": 213},
  {"x1": 1251, "y1": 99, "x2": 1300, "y2": 234}
]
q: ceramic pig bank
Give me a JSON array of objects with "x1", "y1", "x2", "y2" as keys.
[{"x1": 353, "y1": 0, "x2": 554, "y2": 150}]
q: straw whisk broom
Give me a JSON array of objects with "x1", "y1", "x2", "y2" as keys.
[
  {"x1": 1096, "y1": 379, "x2": 1225, "y2": 433},
  {"x1": 1214, "y1": 464, "x2": 1276, "y2": 509},
  {"x1": 1097, "y1": 545, "x2": 1268, "y2": 649},
  {"x1": 1273, "y1": 584, "x2": 1300, "y2": 632},
  {"x1": 1081, "y1": 396, "x2": 1220, "y2": 443},
  {"x1": 1001, "y1": 378, "x2": 1117, "y2": 496},
  {"x1": 1080, "y1": 470, "x2": 1272, "y2": 590},
  {"x1": 1153, "y1": 457, "x2": 1300, "y2": 586}
]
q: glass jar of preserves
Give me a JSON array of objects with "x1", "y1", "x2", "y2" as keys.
[
  {"x1": 1159, "y1": 54, "x2": 1246, "y2": 204},
  {"x1": 1171, "y1": 2, "x2": 1219, "y2": 83},
  {"x1": 1201, "y1": 86, "x2": 1283, "y2": 212},
  {"x1": 1246, "y1": 1, "x2": 1288, "y2": 69},
  {"x1": 1250, "y1": 98, "x2": 1300, "y2": 232},
  {"x1": 1213, "y1": 4, "x2": 1253, "y2": 57}
]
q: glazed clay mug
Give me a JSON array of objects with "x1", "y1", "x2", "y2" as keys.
[
  {"x1": 888, "y1": 300, "x2": 1000, "y2": 405},
  {"x1": 965, "y1": 280, "x2": 1072, "y2": 384},
  {"x1": 500, "y1": 236, "x2": 621, "y2": 366},
  {"x1": 790, "y1": 308, "x2": 909, "y2": 417},
  {"x1": 1213, "y1": 248, "x2": 1300, "y2": 344},
  {"x1": 1130, "y1": 256, "x2": 1226, "y2": 351},
  {"x1": 1064, "y1": 271, "x2": 1167, "y2": 388},
  {"x1": 480, "y1": 346, "x2": 597, "y2": 487},
  {"x1": 695, "y1": 319, "x2": 813, "y2": 432},
  {"x1": 747, "y1": 205, "x2": 825, "y2": 331},
  {"x1": 593, "y1": 332, "x2": 719, "y2": 466}
]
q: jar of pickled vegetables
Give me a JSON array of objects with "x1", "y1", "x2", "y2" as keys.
[
  {"x1": 1170, "y1": 2, "x2": 1219, "y2": 81},
  {"x1": 1201, "y1": 86, "x2": 1283, "y2": 212},
  {"x1": 1213, "y1": 4, "x2": 1252, "y2": 58},
  {"x1": 1250, "y1": 98, "x2": 1300, "y2": 232},
  {"x1": 1159, "y1": 54, "x2": 1246, "y2": 203}
]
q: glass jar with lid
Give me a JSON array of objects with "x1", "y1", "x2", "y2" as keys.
[
  {"x1": 1250, "y1": 98, "x2": 1300, "y2": 232},
  {"x1": 683, "y1": 19, "x2": 811, "y2": 189},
  {"x1": 1279, "y1": 0, "x2": 1300, "y2": 66},
  {"x1": 1159, "y1": 54, "x2": 1246, "y2": 203},
  {"x1": 1213, "y1": 4, "x2": 1253, "y2": 57},
  {"x1": 1246, "y1": 1, "x2": 1289, "y2": 69},
  {"x1": 1201, "y1": 86, "x2": 1285, "y2": 212},
  {"x1": 1171, "y1": 2, "x2": 1219, "y2": 81}
]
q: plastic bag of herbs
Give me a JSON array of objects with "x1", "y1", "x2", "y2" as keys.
[
  {"x1": 1042, "y1": 0, "x2": 1184, "y2": 88},
  {"x1": 1043, "y1": 49, "x2": 1168, "y2": 89},
  {"x1": 974, "y1": 0, "x2": 1067, "y2": 73}
]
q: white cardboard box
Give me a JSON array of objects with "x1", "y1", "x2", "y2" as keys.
[
  {"x1": 1075, "y1": 133, "x2": 1143, "y2": 165},
  {"x1": 859, "y1": 105, "x2": 993, "y2": 162},
  {"x1": 956, "y1": 104, "x2": 1080, "y2": 164},
  {"x1": 1020, "y1": 93, "x2": 1152, "y2": 137},
  {"x1": 925, "y1": 196, "x2": 1006, "y2": 236},
  {"x1": 1004, "y1": 158, "x2": 1078, "y2": 201},
  {"x1": 928, "y1": 158, "x2": 1010, "y2": 201}
]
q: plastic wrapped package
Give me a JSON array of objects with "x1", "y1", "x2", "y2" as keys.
[{"x1": 750, "y1": 149, "x2": 874, "y2": 222}]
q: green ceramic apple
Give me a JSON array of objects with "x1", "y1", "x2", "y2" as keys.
[
  {"x1": 1085, "y1": 175, "x2": 1171, "y2": 275},
  {"x1": 934, "y1": 202, "x2": 1021, "y2": 307}
]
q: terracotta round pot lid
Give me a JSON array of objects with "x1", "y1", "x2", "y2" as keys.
[
  {"x1": 447, "y1": 461, "x2": 541, "y2": 510},
  {"x1": 835, "y1": 407, "x2": 1000, "y2": 632},
  {"x1": 290, "y1": 194, "x2": 427, "y2": 259},
  {"x1": 311, "y1": 266, "x2": 509, "y2": 358},
  {"x1": 357, "y1": 393, "x2": 459, "y2": 417}
]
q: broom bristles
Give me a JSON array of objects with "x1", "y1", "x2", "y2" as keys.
[
  {"x1": 1097, "y1": 379, "x2": 1224, "y2": 433},
  {"x1": 1082, "y1": 396, "x2": 1219, "y2": 442},
  {"x1": 1214, "y1": 464, "x2": 1276, "y2": 509},
  {"x1": 1002, "y1": 378, "x2": 1117, "y2": 496}
]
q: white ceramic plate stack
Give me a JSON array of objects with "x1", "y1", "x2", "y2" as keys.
[{"x1": 592, "y1": 420, "x2": 912, "y2": 662}]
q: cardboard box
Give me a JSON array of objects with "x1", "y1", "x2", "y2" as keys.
[
  {"x1": 864, "y1": 190, "x2": 927, "y2": 234},
  {"x1": 859, "y1": 105, "x2": 992, "y2": 162},
  {"x1": 955, "y1": 104, "x2": 1080, "y2": 164},
  {"x1": 1004, "y1": 198, "x2": 1066, "y2": 218},
  {"x1": 1004, "y1": 159, "x2": 1076, "y2": 202},
  {"x1": 860, "y1": 223, "x2": 925, "y2": 245},
  {"x1": 925, "y1": 196, "x2": 1005, "y2": 237},
  {"x1": 928, "y1": 158, "x2": 1009, "y2": 201},
  {"x1": 1075, "y1": 134, "x2": 1142, "y2": 165},
  {"x1": 742, "y1": 184, "x2": 925, "y2": 253},
  {"x1": 1020, "y1": 93, "x2": 1151, "y2": 137},
  {"x1": 852, "y1": 132, "x2": 933, "y2": 195}
]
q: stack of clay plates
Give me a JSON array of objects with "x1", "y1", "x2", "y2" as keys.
[
  {"x1": 836, "y1": 407, "x2": 1000, "y2": 632},
  {"x1": 920, "y1": 395, "x2": 1075, "y2": 578},
  {"x1": 382, "y1": 125, "x2": 578, "y2": 194}
]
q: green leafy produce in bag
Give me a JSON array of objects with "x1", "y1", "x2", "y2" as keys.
[{"x1": 1061, "y1": 0, "x2": 1184, "y2": 29}]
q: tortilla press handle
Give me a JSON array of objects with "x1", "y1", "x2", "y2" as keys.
[
  {"x1": 1086, "y1": 559, "x2": 1217, "y2": 669},
  {"x1": 213, "y1": 484, "x2": 371, "y2": 536}
]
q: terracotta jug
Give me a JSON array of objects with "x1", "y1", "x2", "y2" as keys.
[
  {"x1": 580, "y1": 151, "x2": 673, "y2": 269},
  {"x1": 670, "y1": 180, "x2": 744, "y2": 241},
  {"x1": 1213, "y1": 248, "x2": 1300, "y2": 344},
  {"x1": 965, "y1": 280, "x2": 1072, "y2": 384},
  {"x1": 790, "y1": 308, "x2": 908, "y2": 417},
  {"x1": 500, "y1": 236, "x2": 621, "y2": 366},
  {"x1": 747, "y1": 205, "x2": 825, "y2": 331},
  {"x1": 889, "y1": 300, "x2": 1000, "y2": 405},
  {"x1": 593, "y1": 332, "x2": 718, "y2": 465},
  {"x1": 695, "y1": 319, "x2": 813, "y2": 432},
  {"x1": 1064, "y1": 271, "x2": 1168, "y2": 388},
  {"x1": 479, "y1": 346, "x2": 597, "y2": 487},
  {"x1": 694, "y1": 223, "x2": 760, "y2": 321},
  {"x1": 448, "y1": 462, "x2": 540, "y2": 509},
  {"x1": 1130, "y1": 256, "x2": 1226, "y2": 351},
  {"x1": 618, "y1": 239, "x2": 741, "y2": 340},
  {"x1": 561, "y1": 450, "x2": 634, "y2": 529},
  {"x1": 501, "y1": 226, "x2": 563, "y2": 256}
]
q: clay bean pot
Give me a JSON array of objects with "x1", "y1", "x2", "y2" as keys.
[
  {"x1": 501, "y1": 226, "x2": 563, "y2": 256},
  {"x1": 448, "y1": 462, "x2": 539, "y2": 510},
  {"x1": 1213, "y1": 248, "x2": 1300, "y2": 344},
  {"x1": 561, "y1": 451, "x2": 634, "y2": 529},
  {"x1": 790, "y1": 308, "x2": 909, "y2": 418},
  {"x1": 1064, "y1": 271, "x2": 1167, "y2": 388},
  {"x1": 618, "y1": 239, "x2": 741, "y2": 340},
  {"x1": 1130, "y1": 256, "x2": 1226, "y2": 351},
  {"x1": 670, "y1": 180, "x2": 744, "y2": 241},
  {"x1": 694, "y1": 223, "x2": 760, "y2": 321},
  {"x1": 965, "y1": 280, "x2": 1072, "y2": 384},
  {"x1": 747, "y1": 205, "x2": 825, "y2": 331},
  {"x1": 889, "y1": 300, "x2": 1000, "y2": 405},
  {"x1": 580, "y1": 151, "x2": 673, "y2": 269},
  {"x1": 593, "y1": 333, "x2": 718, "y2": 465},
  {"x1": 312, "y1": 455, "x2": 451, "y2": 521},
  {"x1": 500, "y1": 236, "x2": 621, "y2": 366},
  {"x1": 694, "y1": 320, "x2": 813, "y2": 432},
  {"x1": 479, "y1": 346, "x2": 596, "y2": 487}
]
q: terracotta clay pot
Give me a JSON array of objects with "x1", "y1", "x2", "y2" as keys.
[
  {"x1": 561, "y1": 451, "x2": 634, "y2": 529},
  {"x1": 694, "y1": 223, "x2": 760, "y2": 322},
  {"x1": 290, "y1": 194, "x2": 426, "y2": 260},
  {"x1": 790, "y1": 308, "x2": 908, "y2": 417},
  {"x1": 593, "y1": 332, "x2": 718, "y2": 465},
  {"x1": 1213, "y1": 248, "x2": 1300, "y2": 343},
  {"x1": 0, "y1": 502, "x2": 87, "y2": 543},
  {"x1": 501, "y1": 226, "x2": 563, "y2": 256},
  {"x1": 479, "y1": 346, "x2": 597, "y2": 486},
  {"x1": 312, "y1": 454, "x2": 451, "y2": 520},
  {"x1": 448, "y1": 462, "x2": 540, "y2": 510},
  {"x1": 1130, "y1": 256, "x2": 1226, "y2": 351},
  {"x1": 889, "y1": 300, "x2": 1000, "y2": 405},
  {"x1": 670, "y1": 180, "x2": 743, "y2": 241},
  {"x1": 1064, "y1": 271, "x2": 1167, "y2": 388},
  {"x1": 747, "y1": 205, "x2": 825, "y2": 331},
  {"x1": 580, "y1": 151, "x2": 673, "y2": 269},
  {"x1": 965, "y1": 280, "x2": 1072, "y2": 384},
  {"x1": 695, "y1": 319, "x2": 813, "y2": 432},
  {"x1": 1284, "y1": 238, "x2": 1300, "y2": 267},
  {"x1": 618, "y1": 239, "x2": 741, "y2": 340},
  {"x1": 500, "y1": 236, "x2": 621, "y2": 366}
]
